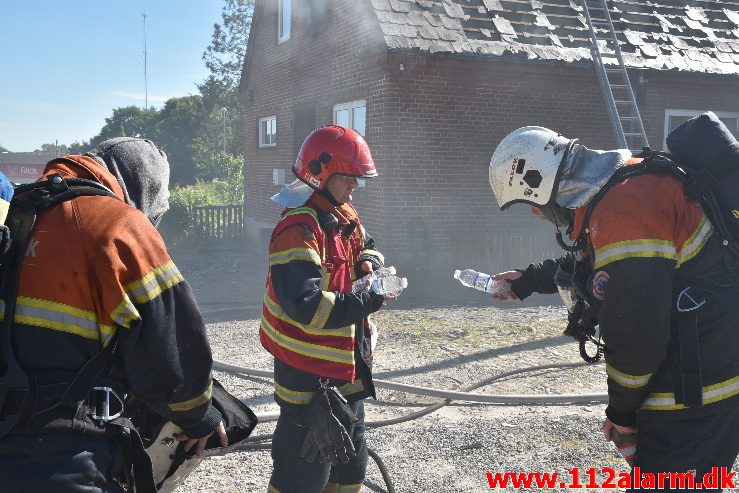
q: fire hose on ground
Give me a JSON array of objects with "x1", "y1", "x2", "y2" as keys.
[{"x1": 212, "y1": 359, "x2": 607, "y2": 493}]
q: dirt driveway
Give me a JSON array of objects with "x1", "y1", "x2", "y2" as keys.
[{"x1": 169, "y1": 242, "x2": 738, "y2": 493}]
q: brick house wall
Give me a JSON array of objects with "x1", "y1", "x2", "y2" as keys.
[
  {"x1": 241, "y1": 0, "x2": 387, "y2": 243},
  {"x1": 241, "y1": 0, "x2": 739, "y2": 276}
]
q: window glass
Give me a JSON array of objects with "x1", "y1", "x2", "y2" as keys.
[
  {"x1": 259, "y1": 117, "x2": 277, "y2": 147},
  {"x1": 279, "y1": 0, "x2": 291, "y2": 42},
  {"x1": 333, "y1": 100, "x2": 367, "y2": 136},
  {"x1": 353, "y1": 106, "x2": 366, "y2": 136}
]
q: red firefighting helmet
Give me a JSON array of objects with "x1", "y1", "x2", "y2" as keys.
[{"x1": 293, "y1": 125, "x2": 378, "y2": 190}]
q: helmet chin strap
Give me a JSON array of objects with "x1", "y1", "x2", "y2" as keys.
[
  {"x1": 551, "y1": 205, "x2": 580, "y2": 252},
  {"x1": 318, "y1": 188, "x2": 342, "y2": 206}
]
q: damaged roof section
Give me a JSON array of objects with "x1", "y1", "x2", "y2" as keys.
[{"x1": 371, "y1": 0, "x2": 739, "y2": 74}]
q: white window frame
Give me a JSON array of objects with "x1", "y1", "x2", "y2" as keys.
[
  {"x1": 258, "y1": 116, "x2": 277, "y2": 148},
  {"x1": 333, "y1": 100, "x2": 367, "y2": 136},
  {"x1": 663, "y1": 109, "x2": 739, "y2": 150},
  {"x1": 278, "y1": 0, "x2": 291, "y2": 43}
]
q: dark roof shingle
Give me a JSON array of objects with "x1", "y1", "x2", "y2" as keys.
[{"x1": 371, "y1": 0, "x2": 739, "y2": 74}]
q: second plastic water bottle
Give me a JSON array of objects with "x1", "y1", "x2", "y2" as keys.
[{"x1": 453, "y1": 268, "x2": 513, "y2": 298}]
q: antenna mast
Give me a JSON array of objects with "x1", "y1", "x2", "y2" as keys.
[{"x1": 142, "y1": 13, "x2": 148, "y2": 110}]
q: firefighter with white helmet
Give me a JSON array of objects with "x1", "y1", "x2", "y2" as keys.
[
  {"x1": 263, "y1": 125, "x2": 391, "y2": 493},
  {"x1": 488, "y1": 124, "x2": 739, "y2": 486}
]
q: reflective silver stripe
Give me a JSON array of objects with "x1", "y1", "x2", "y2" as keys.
[
  {"x1": 338, "y1": 380, "x2": 364, "y2": 397},
  {"x1": 168, "y1": 381, "x2": 213, "y2": 412},
  {"x1": 677, "y1": 217, "x2": 713, "y2": 267},
  {"x1": 0, "y1": 297, "x2": 115, "y2": 344},
  {"x1": 594, "y1": 239, "x2": 676, "y2": 269},
  {"x1": 110, "y1": 294, "x2": 140, "y2": 329},
  {"x1": 274, "y1": 382, "x2": 313, "y2": 405},
  {"x1": 263, "y1": 293, "x2": 353, "y2": 338},
  {"x1": 606, "y1": 363, "x2": 651, "y2": 389},
  {"x1": 641, "y1": 375, "x2": 739, "y2": 410},
  {"x1": 269, "y1": 247, "x2": 322, "y2": 267},
  {"x1": 127, "y1": 261, "x2": 184, "y2": 304},
  {"x1": 273, "y1": 379, "x2": 365, "y2": 405},
  {"x1": 260, "y1": 315, "x2": 355, "y2": 364},
  {"x1": 309, "y1": 291, "x2": 336, "y2": 329},
  {"x1": 361, "y1": 248, "x2": 385, "y2": 265}
]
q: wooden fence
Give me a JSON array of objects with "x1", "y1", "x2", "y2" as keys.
[{"x1": 191, "y1": 205, "x2": 244, "y2": 240}]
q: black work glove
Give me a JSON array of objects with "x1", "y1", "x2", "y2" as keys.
[
  {"x1": 295, "y1": 388, "x2": 356, "y2": 465},
  {"x1": 326, "y1": 387, "x2": 358, "y2": 430}
]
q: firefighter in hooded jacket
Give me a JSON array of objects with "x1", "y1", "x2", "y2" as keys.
[
  {"x1": 0, "y1": 138, "x2": 227, "y2": 492},
  {"x1": 487, "y1": 126, "x2": 739, "y2": 490},
  {"x1": 262, "y1": 125, "x2": 388, "y2": 493}
]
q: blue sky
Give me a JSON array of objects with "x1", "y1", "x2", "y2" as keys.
[{"x1": 0, "y1": 1, "x2": 224, "y2": 152}]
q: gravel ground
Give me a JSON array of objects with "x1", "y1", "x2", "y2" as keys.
[{"x1": 169, "y1": 243, "x2": 738, "y2": 493}]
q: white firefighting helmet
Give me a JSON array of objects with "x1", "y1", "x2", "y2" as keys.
[
  {"x1": 488, "y1": 126, "x2": 574, "y2": 209},
  {"x1": 147, "y1": 422, "x2": 203, "y2": 493}
]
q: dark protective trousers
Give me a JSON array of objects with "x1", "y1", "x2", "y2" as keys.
[
  {"x1": 0, "y1": 432, "x2": 127, "y2": 493},
  {"x1": 631, "y1": 405, "x2": 739, "y2": 492},
  {"x1": 269, "y1": 399, "x2": 368, "y2": 493}
]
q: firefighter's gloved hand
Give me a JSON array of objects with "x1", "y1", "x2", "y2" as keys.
[
  {"x1": 603, "y1": 419, "x2": 638, "y2": 468},
  {"x1": 296, "y1": 388, "x2": 356, "y2": 466}
]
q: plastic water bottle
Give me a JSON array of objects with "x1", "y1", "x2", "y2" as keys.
[
  {"x1": 370, "y1": 275, "x2": 408, "y2": 297},
  {"x1": 352, "y1": 266, "x2": 397, "y2": 292},
  {"x1": 453, "y1": 268, "x2": 513, "y2": 297}
]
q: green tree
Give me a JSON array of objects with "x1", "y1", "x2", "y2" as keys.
[
  {"x1": 154, "y1": 96, "x2": 206, "y2": 186},
  {"x1": 88, "y1": 106, "x2": 159, "y2": 149},
  {"x1": 203, "y1": 0, "x2": 254, "y2": 89},
  {"x1": 0, "y1": 144, "x2": 8, "y2": 152},
  {"x1": 35, "y1": 143, "x2": 70, "y2": 155}
]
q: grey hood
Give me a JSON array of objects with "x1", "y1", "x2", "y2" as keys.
[
  {"x1": 86, "y1": 137, "x2": 170, "y2": 225},
  {"x1": 554, "y1": 144, "x2": 631, "y2": 209}
]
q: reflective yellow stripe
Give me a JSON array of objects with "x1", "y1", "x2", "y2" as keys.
[
  {"x1": 338, "y1": 379, "x2": 365, "y2": 397},
  {"x1": 283, "y1": 207, "x2": 318, "y2": 223},
  {"x1": 676, "y1": 217, "x2": 713, "y2": 267},
  {"x1": 309, "y1": 291, "x2": 336, "y2": 329},
  {"x1": 606, "y1": 363, "x2": 652, "y2": 389},
  {"x1": 267, "y1": 484, "x2": 281, "y2": 493},
  {"x1": 269, "y1": 247, "x2": 321, "y2": 267},
  {"x1": 273, "y1": 380, "x2": 365, "y2": 405},
  {"x1": 168, "y1": 381, "x2": 213, "y2": 412},
  {"x1": 361, "y1": 248, "x2": 384, "y2": 265},
  {"x1": 594, "y1": 239, "x2": 676, "y2": 269},
  {"x1": 110, "y1": 295, "x2": 140, "y2": 329},
  {"x1": 274, "y1": 381, "x2": 313, "y2": 405},
  {"x1": 127, "y1": 261, "x2": 184, "y2": 304},
  {"x1": 260, "y1": 315, "x2": 355, "y2": 365},
  {"x1": 336, "y1": 483, "x2": 363, "y2": 493},
  {"x1": 641, "y1": 375, "x2": 739, "y2": 410},
  {"x1": 0, "y1": 297, "x2": 116, "y2": 345},
  {"x1": 263, "y1": 293, "x2": 354, "y2": 338}
]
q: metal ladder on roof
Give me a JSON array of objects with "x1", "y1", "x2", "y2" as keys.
[{"x1": 580, "y1": 0, "x2": 649, "y2": 153}]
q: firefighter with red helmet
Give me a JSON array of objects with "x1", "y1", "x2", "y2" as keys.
[
  {"x1": 487, "y1": 126, "x2": 739, "y2": 489},
  {"x1": 262, "y1": 125, "x2": 389, "y2": 493}
]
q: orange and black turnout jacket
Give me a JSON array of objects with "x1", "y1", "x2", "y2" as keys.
[
  {"x1": 4, "y1": 156, "x2": 220, "y2": 436},
  {"x1": 516, "y1": 159, "x2": 739, "y2": 426},
  {"x1": 260, "y1": 193, "x2": 384, "y2": 404}
]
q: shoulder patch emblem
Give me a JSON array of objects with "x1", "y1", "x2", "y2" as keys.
[{"x1": 592, "y1": 270, "x2": 609, "y2": 301}]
